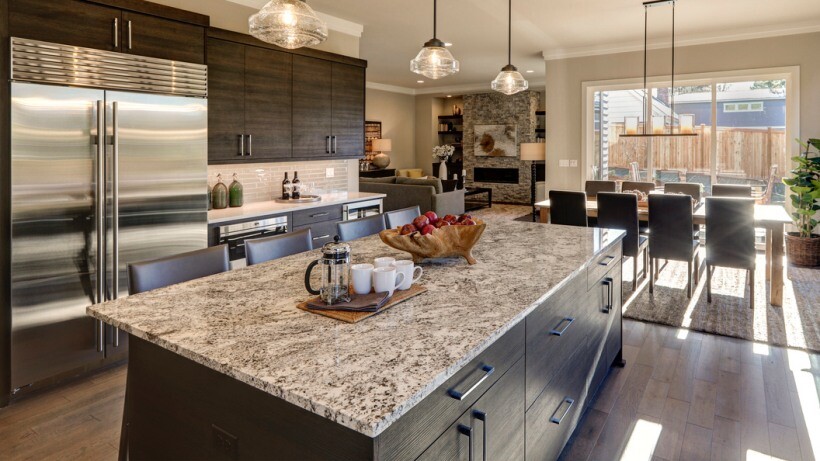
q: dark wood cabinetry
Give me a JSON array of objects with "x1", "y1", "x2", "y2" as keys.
[
  {"x1": 331, "y1": 63, "x2": 366, "y2": 157},
  {"x1": 292, "y1": 56, "x2": 333, "y2": 158},
  {"x1": 207, "y1": 38, "x2": 246, "y2": 162},
  {"x1": 9, "y1": 0, "x2": 206, "y2": 63}
]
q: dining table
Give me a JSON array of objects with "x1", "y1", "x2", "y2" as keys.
[{"x1": 535, "y1": 199, "x2": 793, "y2": 306}]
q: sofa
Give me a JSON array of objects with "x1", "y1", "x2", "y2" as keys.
[{"x1": 360, "y1": 176, "x2": 465, "y2": 216}]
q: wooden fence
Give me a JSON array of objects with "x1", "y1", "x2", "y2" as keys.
[{"x1": 604, "y1": 124, "x2": 788, "y2": 180}]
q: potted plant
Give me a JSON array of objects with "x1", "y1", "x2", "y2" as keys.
[{"x1": 783, "y1": 138, "x2": 820, "y2": 266}]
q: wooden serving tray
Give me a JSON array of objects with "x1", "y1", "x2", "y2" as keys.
[{"x1": 296, "y1": 284, "x2": 428, "y2": 324}]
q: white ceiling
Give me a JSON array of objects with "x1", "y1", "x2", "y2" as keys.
[{"x1": 228, "y1": 0, "x2": 820, "y2": 93}]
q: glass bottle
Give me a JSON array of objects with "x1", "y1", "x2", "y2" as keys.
[
  {"x1": 282, "y1": 172, "x2": 292, "y2": 200},
  {"x1": 292, "y1": 171, "x2": 301, "y2": 199},
  {"x1": 229, "y1": 173, "x2": 244, "y2": 207},
  {"x1": 212, "y1": 173, "x2": 228, "y2": 210}
]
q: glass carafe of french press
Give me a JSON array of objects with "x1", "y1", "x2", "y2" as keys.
[{"x1": 304, "y1": 237, "x2": 351, "y2": 305}]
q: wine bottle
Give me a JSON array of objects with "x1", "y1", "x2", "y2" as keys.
[
  {"x1": 282, "y1": 172, "x2": 291, "y2": 200},
  {"x1": 292, "y1": 171, "x2": 301, "y2": 199}
]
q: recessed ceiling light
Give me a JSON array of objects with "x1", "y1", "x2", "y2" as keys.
[
  {"x1": 526, "y1": 70, "x2": 534, "y2": 73},
  {"x1": 444, "y1": 42, "x2": 453, "y2": 47},
  {"x1": 446, "y1": 95, "x2": 452, "y2": 98},
  {"x1": 417, "y1": 80, "x2": 425, "y2": 84}
]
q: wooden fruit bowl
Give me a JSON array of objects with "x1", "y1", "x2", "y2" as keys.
[{"x1": 379, "y1": 220, "x2": 487, "y2": 265}]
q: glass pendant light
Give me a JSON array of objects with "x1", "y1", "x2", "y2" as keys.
[
  {"x1": 491, "y1": 0, "x2": 528, "y2": 95},
  {"x1": 249, "y1": 0, "x2": 328, "y2": 50},
  {"x1": 410, "y1": 0, "x2": 459, "y2": 80}
]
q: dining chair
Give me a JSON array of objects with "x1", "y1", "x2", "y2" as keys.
[
  {"x1": 711, "y1": 184, "x2": 752, "y2": 197},
  {"x1": 705, "y1": 197, "x2": 756, "y2": 308},
  {"x1": 621, "y1": 181, "x2": 656, "y2": 195},
  {"x1": 664, "y1": 182, "x2": 702, "y2": 202},
  {"x1": 597, "y1": 192, "x2": 649, "y2": 290},
  {"x1": 128, "y1": 245, "x2": 230, "y2": 295},
  {"x1": 548, "y1": 190, "x2": 588, "y2": 227},
  {"x1": 648, "y1": 194, "x2": 700, "y2": 297},
  {"x1": 246, "y1": 228, "x2": 313, "y2": 266},
  {"x1": 385, "y1": 206, "x2": 421, "y2": 229},
  {"x1": 584, "y1": 180, "x2": 617, "y2": 199},
  {"x1": 336, "y1": 214, "x2": 387, "y2": 241}
]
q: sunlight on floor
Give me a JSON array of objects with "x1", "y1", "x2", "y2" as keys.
[
  {"x1": 752, "y1": 342, "x2": 770, "y2": 356},
  {"x1": 747, "y1": 449, "x2": 787, "y2": 461},
  {"x1": 787, "y1": 349, "x2": 819, "y2": 460},
  {"x1": 619, "y1": 419, "x2": 662, "y2": 461}
]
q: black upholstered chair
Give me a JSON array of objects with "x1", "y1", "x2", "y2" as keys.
[
  {"x1": 584, "y1": 180, "x2": 617, "y2": 199},
  {"x1": 127, "y1": 245, "x2": 230, "y2": 295},
  {"x1": 548, "y1": 190, "x2": 588, "y2": 227},
  {"x1": 664, "y1": 182, "x2": 702, "y2": 203},
  {"x1": 336, "y1": 214, "x2": 387, "y2": 241},
  {"x1": 385, "y1": 206, "x2": 421, "y2": 229},
  {"x1": 648, "y1": 194, "x2": 700, "y2": 297},
  {"x1": 597, "y1": 192, "x2": 649, "y2": 290},
  {"x1": 621, "y1": 181, "x2": 656, "y2": 195},
  {"x1": 711, "y1": 184, "x2": 752, "y2": 197},
  {"x1": 246, "y1": 228, "x2": 313, "y2": 266},
  {"x1": 705, "y1": 197, "x2": 756, "y2": 308}
]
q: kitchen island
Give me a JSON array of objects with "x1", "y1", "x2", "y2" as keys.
[{"x1": 88, "y1": 222, "x2": 624, "y2": 460}]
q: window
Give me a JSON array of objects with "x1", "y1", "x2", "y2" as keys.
[{"x1": 724, "y1": 101, "x2": 764, "y2": 112}]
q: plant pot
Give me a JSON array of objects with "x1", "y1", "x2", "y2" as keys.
[{"x1": 785, "y1": 232, "x2": 820, "y2": 267}]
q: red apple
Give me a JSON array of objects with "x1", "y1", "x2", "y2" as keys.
[
  {"x1": 458, "y1": 213, "x2": 472, "y2": 222},
  {"x1": 424, "y1": 211, "x2": 439, "y2": 224},
  {"x1": 412, "y1": 215, "x2": 429, "y2": 230},
  {"x1": 461, "y1": 218, "x2": 476, "y2": 226},
  {"x1": 400, "y1": 223, "x2": 416, "y2": 235},
  {"x1": 434, "y1": 220, "x2": 450, "y2": 229},
  {"x1": 420, "y1": 224, "x2": 436, "y2": 236},
  {"x1": 442, "y1": 214, "x2": 458, "y2": 223}
]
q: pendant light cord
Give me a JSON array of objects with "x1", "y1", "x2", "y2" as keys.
[
  {"x1": 433, "y1": 0, "x2": 437, "y2": 38},
  {"x1": 671, "y1": 0, "x2": 676, "y2": 133},
  {"x1": 643, "y1": 5, "x2": 647, "y2": 134},
  {"x1": 508, "y1": 0, "x2": 512, "y2": 65}
]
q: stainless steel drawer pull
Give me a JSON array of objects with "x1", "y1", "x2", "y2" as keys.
[
  {"x1": 113, "y1": 18, "x2": 118, "y2": 48},
  {"x1": 247, "y1": 134, "x2": 253, "y2": 156},
  {"x1": 599, "y1": 255, "x2": 617, "y2": 266},
  {"x1": 550, "y1": 397, "x2": 575, "y2": 424},
  {"x1": 127, "y1": 20, "x2": 133, "y2": 49},
  {"x1": 310, "y1": 212, "x2": 330, "y2": 218},
  {"x1": 457, "y1": 424, "x2": 474, "y2": 461},
  {"x1": 550, "y1": 317, "x2": 575, "y2": 336},
  {"x1": 603, "y1": 277, "x2": 614, "y2": 313},
  {"x1": 447, "y1": 364, "x2": 494, "y2": 401},
  {"x1": 472, "y1": 410, "x2": 487, "y2": 461},
  {"x1": 313, "y1": 235, "x2": 331, "y2": 240}
]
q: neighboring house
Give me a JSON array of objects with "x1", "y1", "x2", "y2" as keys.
[{"x1": 672, "y1": 88, "x2": 786, "y2": 128}]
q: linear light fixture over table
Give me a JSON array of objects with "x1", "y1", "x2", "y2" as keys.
[
  {"x1": 491, "y1": 0, "x2": 528, "y2": 95},
  {"x1": 411, "y1": 0, "x2": 460, "y2": 80},
  {"x1": 249, "y1": 0, "x2": 328, "y2": 50},
  {"x1": 620, "y1": 0, "x2": 697, "y2": 137}
]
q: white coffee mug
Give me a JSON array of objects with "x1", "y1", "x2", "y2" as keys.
[
  {"x1": 351, "y1": 263, "x2": 374, "y2": 295},
  {"x1": 392, "y1": 260, "x2": 423, "y2": 290},
  {"x1": 372, "y1": 267, "x2": 405, "y2": 297},
  {"x1": 374, "y1": 257, "x2": 395, "y2": 268}
]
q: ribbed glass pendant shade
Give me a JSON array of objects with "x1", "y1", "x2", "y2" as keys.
[
  {"x1": 249, "y1": 0, "x2": 328, "y2": 50},
  {"x1": 410, "y1": 39, "x2": 460, "y2": 80},
  {"x1": 491, "y1": 64, "x2": 528, "y2": 95}
]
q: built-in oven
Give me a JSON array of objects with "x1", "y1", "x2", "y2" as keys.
[
  {"x1": 342, "y1": 199, "x2": 383, "y2": 221},
  {"x1": 217, "y1": 216, "x2": 288, "y2": 261}
]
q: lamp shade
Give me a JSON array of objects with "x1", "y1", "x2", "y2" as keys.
[
  {"x1": 520, "y1": 142, "x2": 545, "y2": 161},
  {"x1": 372, "y1": 138, "x2": 392, "y2": 152}
]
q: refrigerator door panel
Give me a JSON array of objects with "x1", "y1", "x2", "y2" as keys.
[
  {"x1": 105, "y1": 92, "x2": 207, "y2": 326},
  {"x1": 10, "y1": 83, "x2": 107, "y2": 389}
]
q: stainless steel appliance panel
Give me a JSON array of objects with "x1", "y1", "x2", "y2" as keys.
[
  {"x1": 105, "y1": 92, "x2": 207, "y2": 315},
  {"x1": 10, "y1": 83, "x2": 106, "y2": 389},
  {"x1": 342, "y1": 199, "x2": 383, "y2": 221}
]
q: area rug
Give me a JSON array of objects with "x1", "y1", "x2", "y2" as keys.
[{"x1": 621, "y1": 250, "x2": 820, "y2": 353}]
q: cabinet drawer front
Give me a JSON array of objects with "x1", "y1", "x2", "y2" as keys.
[
  {"x1": 292, "y1": 205, "x2": 343, "y2": 227},
  {"x1": 587, "y1": 241, "x2": 622, "y2": 290},
  {"x1": 294, "y1": 220, "x2": 337, "y2": 248},
  {"x1": 376, "y1": 322, "x2": 524, "y2": 460}
]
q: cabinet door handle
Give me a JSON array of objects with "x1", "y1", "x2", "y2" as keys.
[
  {"x1": 457, "y1": 424, "x2": 474, "y2": 461},
  {"x1": 112, "y1": 18, "x2": 119, "y2": 48},
  {"x1": 599, "y1": 255, "x2": 617, "y2": 267},
  {"x1": 325, "y1": 136, "x2": 331, "y2": 153},
  {"x1": 550, "y1": 317, "x2": 575, "y2": 336},
  {"x1": 238, "y1": 134, "x2": 245, "y2": 156},
  {"x1": 332, "y1": 135, "x2": 338, "y2": 153},
  {"x1": 472, "y1": 411, "x2": 487, "y2": 461},
  {"x1": 603, "y1": 277, "x2": 614, "y2": 313},
  {"x1": 550, "y1": 397, "x2": 575, "y2": 424},
  {"x1": 447, "y1": 364, "x2": 494, "y2": 401},
  {"x1": 246, "y1": 134, "x2": 253, "y2": 156},
  {"x1": 127, "y1": 20, "x2": 133, "y2": 50},
  {"x1": 310, "y1": 212, "x2": 329, "y2": 218},
  {"x1": 312, "y1": 235, "x2": 331, "y2": 241}
]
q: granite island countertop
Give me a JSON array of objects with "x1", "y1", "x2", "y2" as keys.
[
  {"x1": 208, "y1": 191, "x2": 386, "y2": 224},
  {"x1": 87, "y1": 221, "x2": 624, "y2": 438}
]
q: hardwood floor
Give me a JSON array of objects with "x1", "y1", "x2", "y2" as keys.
[{"x1": 1, "y1": 319, "x2": 816, "y2": 460}]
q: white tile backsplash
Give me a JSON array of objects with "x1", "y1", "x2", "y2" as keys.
[{"x1": 208, "y1": 160, "x2": 350, "y2": 203}]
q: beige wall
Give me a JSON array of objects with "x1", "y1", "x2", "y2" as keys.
[
  {"x1": 414, "y1": 96, "x2": 449, "y2": 176},
  {"x1": 544, "y1": 32, "x2": 820, "y2": 192},
  {"x1": 365, "y1": 89, "x2": 416, "y2": 171}
]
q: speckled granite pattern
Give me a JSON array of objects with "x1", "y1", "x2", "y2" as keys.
[{"x1": 87, "y1": 222, "x2": 623, "y2": 437}]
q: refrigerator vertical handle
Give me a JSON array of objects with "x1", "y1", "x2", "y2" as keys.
[
  {"x1": 112, "y1": 18, "x2": 119, "y2": 49},
  {"x1": 112, "y1": 102, "x2": 121, "y2": 347},
  {"x1": 95, "y1": 100, "x2": 105, "y2": 306}
]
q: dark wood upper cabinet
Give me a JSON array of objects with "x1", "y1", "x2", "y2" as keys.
[
  {"x1": 244, "y1": 47, "x2": 293, "y2": 160},
  {"x1": 292, "y1": 56, "x2": 334, "y2": 159},
  {"x1": 121, "y1": 11, "x2": 205, "y2": 64},
  {"x1": 9, "y1": 0, "x2": 121, "y2": 52},
  {"x1": 207, "y1": 38, "x2": 246, "y2": 163},
  {"x1": 331, "y1": 63, "x2": 366, "y2": 157}
]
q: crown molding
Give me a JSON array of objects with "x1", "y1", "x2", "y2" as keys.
[
  {"x1": 224, "y1": 1, "x2": 364, "y2": 37},
  {"x1": 366, "y1": 81, "x2": 546, "y2": 97},
  {"x1": 543, "y1": 22, "x2": 820, "y2": 61},
  {"x1": 366, "y1": 82, "x2": 416, "y2": 95}
]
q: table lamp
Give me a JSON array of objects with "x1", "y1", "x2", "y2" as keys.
[
  {"x1": 521, "y1": 142, "x2": 546, "y2": 221},
  {"x1": 371, "y1": 138, "x2": 392, "y2": 169}
]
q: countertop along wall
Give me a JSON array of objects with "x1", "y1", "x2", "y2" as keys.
[{"x1": 543, "y1": 31, "x2": 820, "y2": 192}]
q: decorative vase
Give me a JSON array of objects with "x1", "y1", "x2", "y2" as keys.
[
  {"x1": 229, "y1": 173, "x2": 243, "y2": 207},
  {"x1": 212, "y1": 174, "x2": 228, "y2": 210},
  {"x1": 372, "y1": 152, "x2": 391, "y2": 169},
  {"x1": 438, "y1": 161, "x2": 448, "y2": 179}
]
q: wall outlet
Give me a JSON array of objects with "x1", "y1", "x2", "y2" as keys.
[
  {"x1": 559, "y1": 159, "x2": 570, "y2": 167},
  {"x1": 569, "y1": 160, "x2": 578, "y2": 167},
  {"x1": 325, "y1": 167, "x2": 334, "y2": 178}
]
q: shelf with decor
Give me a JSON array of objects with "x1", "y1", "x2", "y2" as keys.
[{"x1": 535, "y1": 110, "x2": 546, "y2": 142}]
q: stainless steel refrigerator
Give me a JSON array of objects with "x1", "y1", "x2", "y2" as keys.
[{"x1": 8, "y1": 38, "x2": 208, "y2": 393}]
